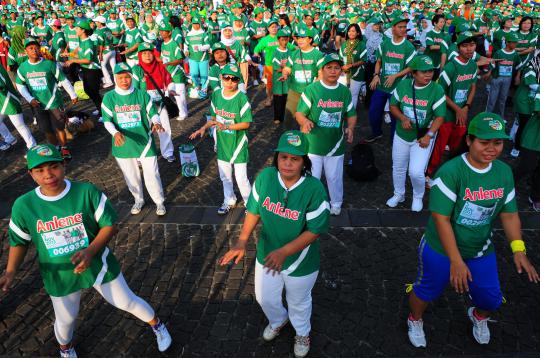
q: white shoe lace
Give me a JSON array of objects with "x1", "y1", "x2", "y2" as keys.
[
  {"x1": 295, "y1": 335, "x2": 310, "y2": 346},
  {"x1": 409, "y1": 319, "x2": 424, "y2": 338}
]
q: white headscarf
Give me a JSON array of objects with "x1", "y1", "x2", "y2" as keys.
[{"x1": 220, "y1": 26, "x2": 236, "y2": 46}]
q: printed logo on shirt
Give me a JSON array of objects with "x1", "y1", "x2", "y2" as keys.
[
  {"x1": 36, "y1": 214, "x2": 89, "y2": 257},
  {"x1": 262, "y1": 196, "x2": 301, "y2": 220},
  {"x1": 402, "y1": 95, "x2": 428, "y2": 107},
  {"x1": 456, "y1": 74, "x2": 474, "y2": 82},
  {"x1": 386, "y1": 51, "x2": 405, "y2": 59},
  {"x1": 317, "y1": 99, "x2": 344, "y2": 108},
  {"x1": 463, "y1": 187, "x2": 505, "y2": 201}
]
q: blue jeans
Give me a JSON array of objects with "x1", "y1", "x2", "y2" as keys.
[
  {"x1": 368, "y1": 89, "x2": 396, "y2": 137},
  {"x1": 188, "y1": 59, "x2": 209, "y2": 89}
]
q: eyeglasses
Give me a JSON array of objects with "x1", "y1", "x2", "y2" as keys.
[{"x1": 222, "y1": 76, "x2": 240, "y2": 83}]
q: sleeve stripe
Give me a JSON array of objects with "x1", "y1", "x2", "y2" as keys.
[
  {"x1": 393, "y1": 89, "x2": 399, "y2": 101},
  {"x1": 252, "y1": 184, "x2": 259, "y2": 202},
  {"x1": 440, "y1": 71, "x2": 451, "y2": 86},
  {"x1": 101, "y1": 103, "x2": 113, "y2": 117},
  {"x1": 239, "y1": 102, "x2": 250, "y2": 117},
  {"x1": 505, "y1": 188, "x2": 515, "y2": 204},
  {"x1": 432, "y1": 178, "x2": 457, "y2": 202},
  {"x1": 9, "y1": 220, "x2": 31, "y2": 241},
  {"x1": 146, "y1": 100, "x2": 153, "y2": 113},
  {"x1": 347, "y1": 101, "x2": 353, "y2": 112},
  {"x1": 306, "y1": 201, "x2": 330, "y2": 221},
  {"x1": 94, "y1": 193, "x2": 108, "y2": 223},
  {"x1": 300, "y1": 92, "x2": 312, "y2": 109},
  {"x1": 405, "y1": 50, "x2": 416, "y2": 65},
  {"x1": 433, "y1": 96, "x2": 446, "y2": 110}
]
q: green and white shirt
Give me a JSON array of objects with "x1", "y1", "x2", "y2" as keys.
[
  {"x1": 101, "y1": 86, "x2": 159, "y2": 159},
  {"x1": 30, "y1": 25, "x2": 52, "y2": 42},
  {"x1": 514, "y1": 65, "x2": 537, "y2": 115},
  {"x1": 9, "y1": 180, "x2": 121, "y2": 297},
  {"x1": 521, "y1": 92, "x2": 540, "y2": 151},
  {"x1": 377, "y1": 36, "x2": 416, "y2": 93},
  {"x1": 123, "y1": 27, "x2": 142, "y2": 59},
  {"x1": 50, "y1": 31, "x2": 67, "y2": 62},
  {"x1": 286, "y1": 47, "x2": 324, "y2": 94},
  {"x1": 77, "y1": 38, "x2": 101, "y2": 70},
  {"x1": 107, "y1": 19, "x2": 125, "y2": 45},
  {"x1": 208, "y1": 63, "x2": 225, "y2": 91},
  {"x1": 64, "y1": 26, "x2": 79, "y2": 54},
  {"x1": 339, "y1": 40, "x2": 367, "y2": 82},
  {"x1": 184, "y1": 29, "x2": 210, "y2": 62},
  {"x1": 490, "y1": 48, "x2": 521, "y2": 78},
  {"x1": 0, "y1": 65, "x2": 22, "y2": 115},
  {"x1": 160, "y1": 39, "x2": 187, "y2": 84},
  {"x1": 390, "y1": 79, "x2": 446, "y2": 143},
  {"x1": 424, "y1": 29, "x2": 448, "y2": 69},
  {"x1": 209, "y1": 88, "x2": 252, "y2": 163},
  {"x1": 438, "y1": 57, "x2": 478, "y2": 123},
  {"x1": 220, "y1": 40, "x2": 249, "y2": 64},
  {"x1": 272, "y1": 48, "x2": 291, "y2": 95},
  {"x1": 426, "y1": 155, "x2": 517, "y2": 259},
  {"x1": 516, "y1": 30, "x2": 537, "y2": 62},
  {"x1": 7, "y1": 47, "x2": 27, "y2": 67},
  {"x1": 297, "y1": 80, "x2": 355, "y2": 156},
  {"x1": 96, "y1": 27, "x2": 114, "y2": 55},
  {"x1": 246, "y1": 167, "x2": 330, "y2": 276}
]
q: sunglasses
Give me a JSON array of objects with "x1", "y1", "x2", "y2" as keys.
[{"x1": 222, "y1": 76, "x2": 240, "y2": 83}]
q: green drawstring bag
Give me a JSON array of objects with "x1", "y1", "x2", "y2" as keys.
[{"x1": 179, "y1": 143, "x2": 200, "y2": 177}]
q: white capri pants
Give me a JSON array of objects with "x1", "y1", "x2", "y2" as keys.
[
  {"x1": 308, "y1": 154, "x2": 344, "y2": 210},
  {"x1": 115, "y1": 156, "x2": 165, "y2": 205},
  {"x1": 337, "y1": 76, "x2": 365, "y2": 111},
  {"x1": 50, "y1": 273, "x2": 155, "y2": 345},
  {"x1": 391, "y1": 134, "x2": 436, "y2": 200},
  {"x1": 101, "y1": 50, "x2": 116, "y2": 85},
  {"x1": 0, "y1": 114, "x2": 36, "y2": 148},
  {"x1": 173, "y1": 83, "x2": 188, "y2": 119},
  {"x1": 157, "y1": 106, "x2": 174, "y2": 158},
  {"x1": 217, "y1": 160, "x2": 251, "y2": 205},
  {"x1": 255, "y1": 261, "x2": 318, "y2": 337}
]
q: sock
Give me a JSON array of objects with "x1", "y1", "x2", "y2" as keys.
[
  {"x1": 473, "y1": 308, "x2": 488, "y2": 321},
  {"x1": 408, "y1": 313, "x2": 421, "y2": 321},
  {"x1": 151, "y1": 319, "x2": 162, "y2": 331}
]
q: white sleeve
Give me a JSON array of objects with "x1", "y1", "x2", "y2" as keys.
[
  {"x1": 199, "y1": 44, "x2": 210, "y2": 52},
  {"x1": 16, "y1": 84, "x2": 34, "y2": 103},
  {"x1": 103, "y1": 121, "x2": 119, "y2": 136},
  {"x1": 60, "y1": 79, "x2": 78, "y2": 100},
  {"x1": 529, "y1": 84, "x2": 539, "y2": 91}
]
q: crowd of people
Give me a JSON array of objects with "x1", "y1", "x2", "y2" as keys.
[{"x1": 1, "y1": 0, "x2": 540, "y2": 357}]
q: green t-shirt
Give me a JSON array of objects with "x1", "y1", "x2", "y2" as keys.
[
  {"x1": 106, "y1": 19, "x2": 124, "y2": 45},
  {"x1": 286, "y1": 47, "x2": 324, "y2": 94},
  {"x1": 8, "y1": 180, "x2": 121, "y2": 297},
  {"x1": 0, "y1": 65, "x2": 22, "y2": 115},
  {"x1": 185, "y1": 30, "x2": 210, "y2": 62},
  {"x1": 516, "y1": 30, "x2": 537, "y2": 62},
  {"x1": 209, "y1": 88, "x2": 252, "y2": 163},
  {"x1": 339, "y1": 40, "x2": 367, "y2": 81},
  {"x1": 390, "y1": 79, "x2": 446, "y2": 143},
  {"x1": 297, "y1": 80, "x2": 355, "y2": 156},
  {"x1": 490, "y1": 48, "x2": 521, "y2": 78},
  {"x1": 31, "y1": 25, "x2": 52, "y2": 42},
  {"x1": 376, "y1": 36, "x2": 416, "y2": 93},
  {"x1": 208, "y1": 63, "x2": 225, "y2": 92},
  {"x1": 123, "y1": 27, "x2": 142, "y2": 59},
  {"x1": 101, "y1": 87, "x2": 159, "y2": 159},
  {"x1": 207, "y1": 20, "x2": 221, "y2": 45},
  {"x1": 246, "y1": 167, "x2": 330, "y2": 277},
  {"x1": 16, "y1": 59, "x2": 67, "y2": 110},
  {"x1": 50, "y1": 31, "x2": 67, "y2": 62},
  {"x1": 64, "y1": 26, "x2": 79, "y2": 53},
  {"x1": 522, "y1": 92, "x2": 540, "y2": 151},
  {"x1": 514, "y1": 65, "x2": 537, "y2": 115},
  {"x1": 492, "y1": 28, "x2": 512, "y2": 53},
  {"x1": 96, "y1": 27, "x2": 114, "y2": 55},
  {"x1": 424, "y1": 29, "x2": 448, "y2": 69},
  {"x1": 254, "y1": 34, "x2": 280, "y2": 67},
  {"x1": 272, "y1": 48, "x2": 290, "y2": 95},
  {"x1": 77, "y1": 38, "x2": 101, "y2": 70},
  {"x1": 425, "y1": 154, "x2": 517, "y2": 259},
  {"x1": 438, "y1": 57, "x2": 478, "y2": 123},
  {"x1": 220, "y1": 40, "x2": 249, "y2": 64},
  {"x1": 7, "y1": 47, "x2": 27, "y2": 67},
  {"x1": 160, "y1": 39, "x2": 187, "y2": 84}
]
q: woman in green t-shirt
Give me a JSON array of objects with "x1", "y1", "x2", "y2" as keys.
[
  {"x1": 338, "y1": 23, "x2": 367, "y2": 112},
  {"x1": 220, "y1": 130, "x2": 330, "y2": 358}
]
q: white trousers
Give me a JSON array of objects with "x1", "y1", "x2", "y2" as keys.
[
  {"x1": 101, "y1": 50, "x2": 116, "y2": 85},
  {"x1": 50, "y1": 273, "x2": 155, "y2": 345},
  {"x1": 0, "y1": 114, "x2": 36, "y2": 148},
  {"x1": 350, "y1": 79, "x2": 365, "y2": 110},
  {"x1": 308, "y1": 154, "x2": 344, "y2": 209},
  {"x1": 157, "y1": 106, "x2": 174, "y2": 157},
  {"x1": 173, "y1": 83, "x2": 188, "y2": 119},
  {"x1": 391, "y1": 134, "x2": 435, "y2": 200},
  {"x1": 115, "y1": 156, "x2": 165, "y2": 205},
  {"x1": 217, "y1": 160, "x2": 251, "y2": 205},
  {"x1": 254, "y1": 261, "x2": 318, "y2": 337}
]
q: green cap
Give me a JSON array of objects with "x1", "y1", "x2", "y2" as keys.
[
  {"x1": 27, "y1": 143, "x2": 63, "y2": 170},
  {"x1": 267, "y1": 17, "x2": 279, "y2": 28},
  {"x1": 24, "y1": 37, "x2": 39, "y2": 48},
  {"x1": 468, "y1": 112, "x2": 510, "y2": 140},
  {"x1": 211, "y1": 42, "x2": 227, "y2": 52},
  {"x1": 114, "y1": 62, "x2": 132, "y2": 74},
  {"x1": 159, "y1": 21, "x2": 172, "y2": 31},
  {"x1": 505, "y1": 31, "x2": 519, "y2": 43},
  {"x1": 455, "y1": 22, "x2": 471, "y2": 34},
  {"x1": 456, "y1": 31, "x2": 476, "y2": 45},
  {"x1": 253, "y1": 7, "x2": 265, "y2": 15},
  {"x1": 318, "y1": 52, "x2": 343, "y2": 70},
  {"x1": 138, "y1": 42, "x2": 154, "y2": 53},
  {"x1": 76, "y1": 20, "x2": 92, "y2": 31},
  {"x1": 277, "y1": 29, "x2": 290, "y2": 38},
  {"x1": 220, "y1": 21, "x2": 231, "y2": 29},
  {"x1": 221, "y1": 63, "x2": 242, "y2": 80},
  {"x1": 409, "y1": 55, "x2": 435, "y2": 71},
  {"x1": 192, "y1": 16, "x2": 201, "y2": 24},
  {"x1": 275, "y1": 130, "x2": 309, "y2": 156},
  {"x1": 294, "y1": 25, "x2": 314, "y2": 38},
  {"x1": 391, "y1": 15, "x2": 408, "y2": 27},
  {"x1": 368, "y1": 16, "x2": 383, "y2": 24}
]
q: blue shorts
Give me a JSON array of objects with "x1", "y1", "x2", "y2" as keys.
[{"x1": 412, "y1": 237, "x2": 503, "y2": 311}]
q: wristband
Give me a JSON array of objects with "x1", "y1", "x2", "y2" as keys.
[
  {"x1": 427, "y1": 131, "x2": 435, "y2": 138},
  {"x1": 374, "y1": 73, "x2": 379, "y2": 77},
  {"x1": 510, "y1": 240, "x2": 526, "y2": 254}
]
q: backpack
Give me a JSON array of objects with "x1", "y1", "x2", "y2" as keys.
[{"x1": 346, "y1": 143, "x2": 380, "y2": 182}]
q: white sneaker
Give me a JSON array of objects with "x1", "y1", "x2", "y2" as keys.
[
  {"x1": 386, "y1": 195, "x2": 405, "y2": 208},
  {"x1": 60, "y1": 346, "x2": 77, "y2": 358},
  {"x1": 262, "y1": 319, "x2": 288, "y2": 341},
  {"x1": 152, "y1": 322, "x2": 172, "y2": 352},
  {"x1": 262, "y1": 77, "x2": 267, "y2": 85},
  {"x1": 217, "y1": 202, "x2": 234, "y2": 215},
  {"x1": 253, "y1": 80, "x2": 259, "y2": 86},
  {"x1": 176, "y1": 116, "x2": 187, "y2": 121},
  {"x1": 156, "y1": 204, "x2": 166, "y2": 216},
  {"x1": 407, "y1": 317, "x2": 426, "y2": 348},
  {"x1": 330, "y1": 207, "x2": 341, "y2": 216},
  {"x1": 131, "y1": 201, "x2": 145, "y2": 215},
  {"x1": 92, "y1": 110, "x2": 99, "y2": 116},
  {"x1": 510, "y1": 148, "x2": 520, "y2": 158},
  {"x1": 384, "y1": 112, "x2": 392, "y2": 124},
  {"x1": 103, "y1": 82, "x2": 114, "y2": 88},
  {"x1": 294, "y1": 335, "x2": 310, "y2": 358},
  {"x1": 411, "y1": 198, "x2": 423, "y2": 212},
  {"x1": 468, "y1": 307, "x2": 491, "y2": 345}
]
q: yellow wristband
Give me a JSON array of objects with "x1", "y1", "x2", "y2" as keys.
[{"x1": 510, "y1": 240, "x2": 526, "y2": 254}]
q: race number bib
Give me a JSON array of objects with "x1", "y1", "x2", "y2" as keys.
[
  {"x1": 161, "y1": 55, "x2": 170, "y2": 63},
  {"x1": 294, "y1": 69, "x2": 312, "y2": 84},
  {"x1": 68, "y1": 41, "x2": 78, "y2": 50},
  {"x1": 454, "y1": 89, "x2": 469, "y2": 105},
  {"x1": 457, "y1": 201, "x2": 496, "y2": 226},
  {"x1": 384, "y1": 62, "x2": 400, "y2": 76},
  {"x1": 403, "y1": 106, "x2": 427, "y2": 126},
  {"x1": 147, "y1": 90, "x2": 161, "y2": 102},
  {"x1": 41, "y1": 223, "x2": 89, "y2": 258},
  {"x1": 499, "y1": 65, "x2": 512, "y2": 77},
  {"x1": 117, "y1": 111, "x2": 142, "y2": 129},
  {"x1": 28, "y1": 77, "x2": 47, "y2": 91},
  {"x1": 216, "y1": 115, "x2": 234, "y2": 134},
  {"x1": 319, "y1": 110, "x2": 342, "y2": 128},
  {"x1": 125, "y1": 34, "x2": 133, "y2": 43}
]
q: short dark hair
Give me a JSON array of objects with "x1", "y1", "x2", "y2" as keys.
[
  {"x1": 345, "y1": 23, "x2": 362, "y2": 41},
  {"x1": 272, "y1": 152, "x2": 312, "y2": 177},
  {"x1": 432, "y1": 14, "x2": 445, "y2": 25}
]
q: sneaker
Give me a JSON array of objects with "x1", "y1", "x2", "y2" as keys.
[
  {"x1": 152, "y1": 321, "x2": 172, "y2": 352},
  {"x1": 407, "y1": 316, "x2": 427, "y2": 348},
  {"x1": 103, "y1": 82, "x2": 114, "y2": 88},
  {"x1": 176, "y1": 116, "x2": 187, "y2": 121},
  {"x1": 98, "y1": 117, "x2": 103, "y2": 123},
  {"x1": 92, "y1": 110, "x2": 99, "y2": 116},
  {"x1": 529, "y1": 197, "x2": 540, "y2": 212},
  {"x1": 131, "y1": 201, "x2": 145, "y2": 215},
  {"x1": 156, "y1": 204, "x2": 166, "y2": 216},
  {"x1": 33, "y1": 117, "x2": 37, "y2": 126},
  {"x1": 330, "y1": 207, "x2": 341, "y2": 216},
  {"x1": 386, "y1": 195, "x2": 405, "y2": 208},
  {"x1": 262, "y1": 77, "x2": 268, "y2": 85},
  {"x1": 6, "y1": 137, "x2": 17, "y2": 146},
  {"x1": 411, "y1": 198, "x2": 423, "y2": 212},
  {"x1": 253, "y1": 80, "x2": 259, "y2": 86},
  {"x1": 294, "y1": 335, "x2": 310, "y2": 358},
  {"x1": 60, "y1": 146, "x2": 72, "y2": 160},
  {"x1": 384, "y1": 112, "x2": 392, "y2": 124},
  {"x1": 262, "y1": 319, "x2": 289, "y2": 341},
  {"x1": 0, "y1": 141, "x2": 11, "y2": 151},
  {"x1": 468, "y1": 307, "x2": 491, "y2": 345},
  {"x1": 165, "y1": 155, "x2": 175, "y2": 163},
  {"x1": 217, "y1": 202, "x2": 233, "y2": 215},
  {"x1": 198, "y1": 89, "x2": 208, "y2": 99},
  {"x1": 510, "y1": 148, "x2": 520, "y2": 158},
  {"x1": 363, "y1": 134, "x2": 383, "y2": 143},
  {"x1": 60, "y1": 346, "x2": 77, "y2": 358}
]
